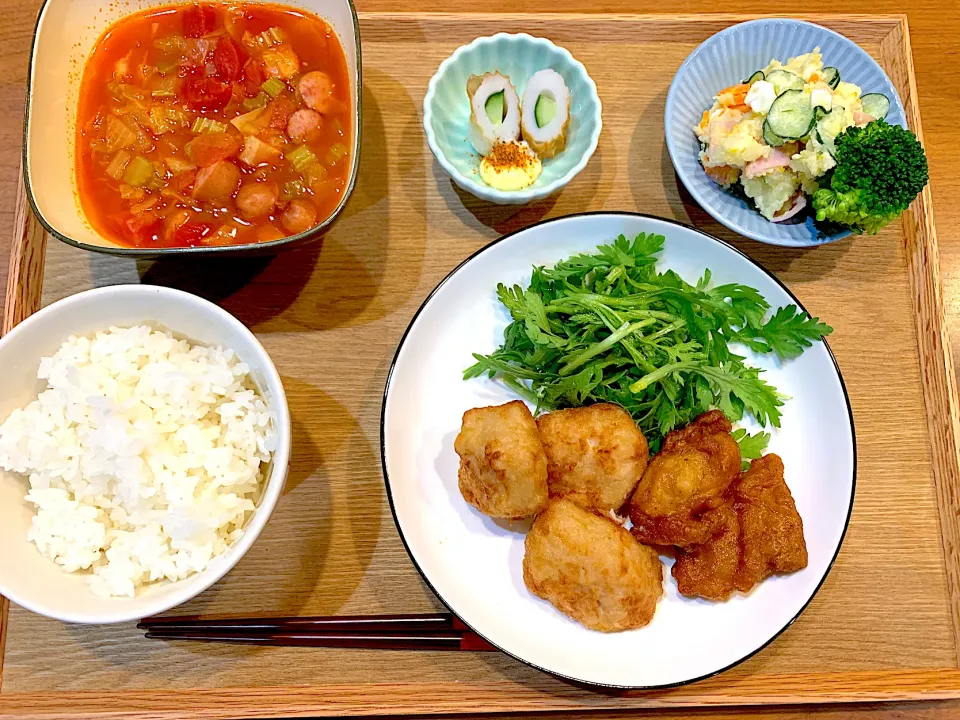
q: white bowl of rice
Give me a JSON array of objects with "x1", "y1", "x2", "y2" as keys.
[{"x1": 0, "y1": 285, "x2": 290, "y2": 624}]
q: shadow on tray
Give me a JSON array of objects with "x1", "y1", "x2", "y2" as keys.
[
  {"x1": 431, "y1": 131, "x2": 604, "y2": 239},
  {"x1": 628, "y1": 89, "x2": 856, "y2": 280},
  {"x1": 137, "y1": 77, "x2": 428, "y2": 332}
]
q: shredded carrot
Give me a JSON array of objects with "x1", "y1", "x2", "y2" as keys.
[{"x1": 728, "y1": 103, "x2": 751, "y2": 113}]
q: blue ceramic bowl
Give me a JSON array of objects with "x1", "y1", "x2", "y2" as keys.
[
  {"x1": 665, "y1": 19, "x2": 907, "y2": 247},
  {"x1": 424, "y1": 33, "x2": 602, "y2": 205}
]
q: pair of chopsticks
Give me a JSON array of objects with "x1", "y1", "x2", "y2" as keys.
[{"x1": 138, "y1": 613, "x2": 498, "y2": 652}]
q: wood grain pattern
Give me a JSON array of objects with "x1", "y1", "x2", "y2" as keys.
[
  {"x1": 2, "y1": 171, "x2": 45, "y2": 335},
  {"x1": 880, "y1": 18, "x2": 960, "y2": 666},
  {"x1": 4, "y1": 670, "x2": 960, "y2": 719},
  {"x1": 0, "y1": 10, "x2": 959, "y2": 719},
  {"x1": 0, "y1": 597, "x2": 6, "y2": 692}
]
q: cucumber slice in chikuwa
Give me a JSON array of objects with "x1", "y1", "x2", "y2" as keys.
[
  {"x1": 821, "y1": 67, "x2": 840, "y2": 89},
  {"x1": 765, "y1": 69, "x2": 805, "y2": 95},
  {"x1": 766, "y1": 89, "x2": 815, "y2": 139},
  {"x1": 535, "y1": 95, "x2": 557, "y2": 128},
  {"x1": 743, "y1": 70, "x2": 765, "y2": 84},
  {"x1": 860, "y1": 93, "x2": 891, "y2": 120},
  {"x1": 763, "y1": 120, "x2": 786, "y2": 147},
  {"x1": 485, "y1": 91, "x2": 505, "y2": 124}
]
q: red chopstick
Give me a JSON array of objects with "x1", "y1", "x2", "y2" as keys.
[{"x1": 137, "y1": 613, "x2": 498, "y2": 652}]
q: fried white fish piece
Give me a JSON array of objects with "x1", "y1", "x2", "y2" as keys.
[
  {"x1": 537, "y1": 404, "x2": 649, "y2": 513},
  {"x1": 454, "y1": 400, "x2": 549, "y2": 519},
  {"x1": 523, "y1": 498, "x2": 663, "y2": 632}
]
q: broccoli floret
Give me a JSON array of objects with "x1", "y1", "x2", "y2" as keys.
[{"x1": 812, "y1": 119, "x2": 928, "y2": 234}]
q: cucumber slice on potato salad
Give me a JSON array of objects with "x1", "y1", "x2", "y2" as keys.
[
  {"x1": 860, "y1": 93, "x2": 891, "y2": 120},
  {"x1": 815, "y1": 105, "x2": 847, "y2": 157},
  {"x1": 765, "y1": 89, "x2": 815, "y2": 139},
  {"x1": 763, "y1": 120, "x2": 786, "y2": 148},
  {"x1": 820, "y1": 66, "x2": 840, "y2": 89},
  {"x1": 765, "y1": 69, "x2": 805, "y2": 95}
]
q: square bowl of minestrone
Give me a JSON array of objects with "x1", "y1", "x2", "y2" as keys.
[{"x1": 25, "y1": 0, "x2": 361, "y2": 254}]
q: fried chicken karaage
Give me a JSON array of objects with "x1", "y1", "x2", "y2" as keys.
[
  {"x1": 733, "y1": 453, "x2": 808, "y2": 590},
  {"x1": 671, "y1": 504, "x2": 741, "y2": 600},
  {"x1": 523, "y1": 498, "x2": 664, "y2": 632},
  {"x1": 672, "y1": 453, "x2": 808, "y2": 599},
  {"x1": 628, "y1": 410, "x2": 741, "y2": 547},
  {"x1": 455, "y1": 400, "x2": 549, "y2": 519},
  {"x1": 537, "y1": 404, "x2": 649, "y2": 513}
]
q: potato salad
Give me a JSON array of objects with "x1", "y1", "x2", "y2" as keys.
[{"x1": 695, "y1": 49, "x2": 890, "y2": 222}]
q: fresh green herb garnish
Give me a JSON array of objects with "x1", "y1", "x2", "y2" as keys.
[
  {"x1": 463, "y1": 233, "x2": 833, "y2": 452},
  {"x1": 732, "y1": 428, "x2": 771, "y2": 471}
]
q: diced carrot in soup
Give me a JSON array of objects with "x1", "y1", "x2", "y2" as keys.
[
  {"x1": 257, "y1": 224, "x2": 285, "y2": 242},
  {"x1": 75, "y1": 2, "x2": 352, "y2": 248},
  {"x1": 263, "y1": 46, "x2": 300, "y2": 80},
  {"x1": 185, "y1": 132, "x2": 243, "y2": 166}
]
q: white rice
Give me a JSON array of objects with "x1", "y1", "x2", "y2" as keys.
[{"x1": 0, "y1": 325, "x2": 276, "y2": 598}]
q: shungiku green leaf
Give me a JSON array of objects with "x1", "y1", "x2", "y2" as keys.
[
  {"x1": 732, "y1": 428, "x2": 772, "y2": 470},
  {"x1": 463, "y1": 233, "x2": 832, "y2": 451}
]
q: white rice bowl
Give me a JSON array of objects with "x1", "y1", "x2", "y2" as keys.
[{"x1": 0, "y1": 325, "x2": 276, "y2": 599}]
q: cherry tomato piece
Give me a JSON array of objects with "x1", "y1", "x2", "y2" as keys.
[
  {"x1": 183, "y1": 4, "x2": 217, "y2": 38},
  {"x1": 266, "y1": 96, "x2": 296, "y2": 130},
  {"x1": 122, "y1": 214, "x2": 164, "y2": 246},
  {"x1": 175, "y1": 222, "x2": 215, "y2": 246},
  {"x1": 213, "y1": 37, "x2": 244, "y2": 82},
  {"x1": 182, "y1": 76, "x2": 232, "y2": 111},
  {"x1": 241, "y1": 59, "x2": 265, "y2": 97}
]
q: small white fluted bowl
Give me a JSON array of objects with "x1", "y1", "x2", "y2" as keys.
[
  {"x1": 0, "y1": 285, "x2": 290, "y2": 623},
  {"x1": 424, "y1": 33, "x2": 602, "y2": 204}
]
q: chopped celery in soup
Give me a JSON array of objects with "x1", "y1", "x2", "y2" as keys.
[{"x1": 76, "y1": 2, "x2": 352, "y2": 248}]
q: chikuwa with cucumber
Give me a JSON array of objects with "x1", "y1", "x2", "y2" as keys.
[
  {"x1": 695, "y1": 48, "x2": 927, "y2": 233},
  {"x1": 466, "y1": 69, "x2": 572, "y2": 191}
]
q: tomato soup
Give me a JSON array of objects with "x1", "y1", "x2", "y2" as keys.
[{"x1": 75, "y1": 3, "x2": 352, "y2": 248}]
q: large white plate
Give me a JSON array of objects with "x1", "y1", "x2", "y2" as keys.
[{"x1": 381, "y1": 213, "x2": 855, "y2": 688}]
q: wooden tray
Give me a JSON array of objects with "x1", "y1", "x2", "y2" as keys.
[{"x1": 2, "y1": 12, "x2": 959, "y2": 719}]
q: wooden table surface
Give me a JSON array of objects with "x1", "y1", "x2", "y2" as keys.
[{"x1": 2, "y1": 0, "x2": 959, "y2": 718}]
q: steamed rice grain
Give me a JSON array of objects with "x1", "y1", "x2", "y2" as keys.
[{"x1": 0, "y1": 325, "x2": 276, "y2": 598}]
